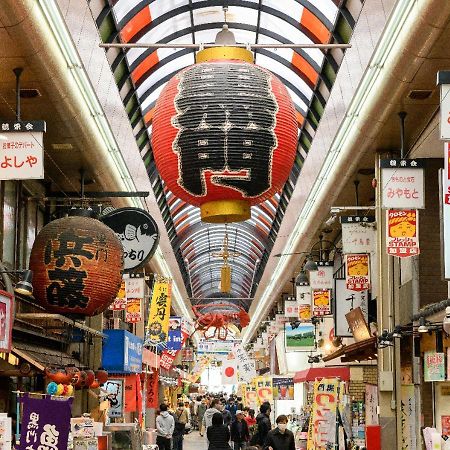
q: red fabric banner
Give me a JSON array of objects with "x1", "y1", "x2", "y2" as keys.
[{"x1": 146, "y1": 371, "x2": 159, "y2": 409}]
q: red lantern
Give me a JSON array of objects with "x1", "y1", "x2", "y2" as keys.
[
  {"x1": 85, "y1": 370, "x2": 95, "y2": 388},
  {"x1": 95, "y1": 369, "x2": 108, "y2": 385},
  {"x1": 29, "y1": 211, "x2": 123, "y2": 316},
  {"x1": 152, "y1": 47, "x2": 297, "y2": 223}
]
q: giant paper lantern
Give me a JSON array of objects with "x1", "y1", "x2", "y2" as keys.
[
  {"x1": 151, "y1": 47, "x2": 298, "y2": 223},
  {"x1": 29, "y1": 210, "x2": 123, "y2": 316}
]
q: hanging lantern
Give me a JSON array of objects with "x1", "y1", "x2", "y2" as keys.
[
  {"x1": 152, "y1": 46, "x2": 298, "y2": 223},
  {"x1": 29, "y1": 210, "x2": 123, "y2": 316}
]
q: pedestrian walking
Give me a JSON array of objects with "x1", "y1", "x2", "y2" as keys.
[
  {"x1": 198, "y1": 397, "x2": 208, "y2": 436},
  {"x1": 207, "y1": 412, "x2": 232, "y2": 450},
  {"x1": 251, "y1": 402, "x2": 271, "y2": 446},
  {"x1": 156, "y1": 404, "x2": 175, "y2": 450},
  {"x1": 263, "y1": 415, "x2": 295, "y2": 450},
  {"x1": 230, "y1": 410, "x2": 250, "y2": 450}
]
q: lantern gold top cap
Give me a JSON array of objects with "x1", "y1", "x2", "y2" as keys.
[{"x1": 195, "y1": 47, "x2": 254, "y2": 64}]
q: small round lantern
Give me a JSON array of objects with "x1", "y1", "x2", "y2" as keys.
[
  {"x1": 29, "y1": 210, "x2": 123, "y2": 316},
  {"x1": 151, "y1": 47, "x2": 298, "y2": 223}
]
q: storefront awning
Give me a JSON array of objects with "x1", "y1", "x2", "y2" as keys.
[
  {"x1": 293, "y1": 366, "x2": 350, "y2": 383},
  {"x1": 322, "y1": 337, "x2": 378, "y2": 363}
]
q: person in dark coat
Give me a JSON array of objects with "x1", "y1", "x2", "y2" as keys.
[
  {"x1": 230, "y1": 410, "x2": 250, "y2": 450},
  {"x1": 252, "y1": 402, "x2": 271, "y2": 446},
  {"x1": 263, "y1": 415, "x2": 295, "y2": 450},
  {"x1": 207, "y1": 412, "x2": 232, "y2": 450}
]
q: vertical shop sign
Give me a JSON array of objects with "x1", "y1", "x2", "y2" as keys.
[
  {"x1": 307, "y1": 378, "x2": 339, "y2": 450},
  {"x1": 254, "y1": 377, "x2": 273, "y2": 405},
  {"x1": 334, "y1": 279, "x2": 368, "y2": 337},
  {"x1": 386, "y1": 209, "x2": 420, "y2": 257},
  {"x1": 167, "y1": 316, "x2": 182, "y2": 351},
  {"x1": 438, "y1": 71, "x2": 450, "y2": 139},
  {"x1": 125, "y1": 275, "x2": 145, "y2": 298},
  {"x1": 424, "y1": 351, "x2": 445, "y2": 381},
  {"x1": 123, "y1": 375, "x2": 137, "y2": 413},
  {"x1": 104, "y1": 378, "x2": 124, "y2": 418},
  {"x1": 109, "y1": 280, "x2": 126, "y2": 310},
  {"x1": 125, "y1": 299, "x2": 142, "y2": 323},
  {"x1": 146, "y1": 371, "x2": 159, "y2": 409},
  {"x1": 145, "y1": 276, "x2": 172, "y2": 346},
  {"x1": 345, "y1": 254, "x2": 370, "y2": 291},
  {"x1": 296, "y1": 284, "x2": 312, "y2": 321},
  {"x1": 244, "y1": 384, "x2": 258, "y2": 410},
  {"x1": 0, "y1": 120, "x2": 45, "y2": 180},
  {"x1": 309, "y1": 262, "x2": 334, "y2": 290},
  {"x1": 18, "y1": 395, "x2": 72, "y2": 450},
  {"x1": 235, "y1": 344, "x2": 257, "y2": 383},
  {"x1": 400, "y1": 385, "x2": 416, "y2": 449},
  {"x1": 0, "y1": 292, "x2": 13, "y2": 352},
  {"x1": 443, "y1": 143, "x2": 450, "y2": 279},
  {"x1": 380, "y1": 159, "x2": 425, "y2": 209},
  {"x1": 283, "y1": 300, "x2": 299, "y2": 318},
  {"x1": 365, "y1": 385, "x2": 379, "y2": 426},
  {"x1": 312, "y1": 289, "x2": 331, "y2": 316},
  {"x1": 340, "y1": 216, "x2": 376, "y2": 254},
  {"x1": 442, "y1": 416, "x2": 450, "y2": 437},
  {"x1": 159, "y1": 319, "x2": 191, "y2": 370}
]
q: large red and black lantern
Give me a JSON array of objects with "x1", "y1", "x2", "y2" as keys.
[
  {"x1": 151, "y1": 47, "x2": 298, "y2": 223},
  {"x1": 29, "y1": 211, "x2": 123, "y2": 316}
]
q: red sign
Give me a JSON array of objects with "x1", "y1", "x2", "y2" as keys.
[
  {"x1": 123, "y1": 375, "x2": 137, "y2": 413},
  {"x1": 442, "y1": 415, "x2": 450, "y2": 436},
  {"x1": 146, "y1": 371, "x2": 159, "y2": 409},
  {"x1": 345, "y1": 254, "x2": 370, "y2": 292},
  {"x1": 0, "y1": 292, "x2": 13, "y2": 353},
  {"x1": 160, "y1": 321, "x2": 190, "y2": 370},
  {"x1": 386, "y1": 209, "x2": 420, "y2": 257}
]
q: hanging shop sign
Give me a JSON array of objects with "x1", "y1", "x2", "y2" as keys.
[
  {"x1": 340, "y1": 216, "x2": 376, "y2": 254},
  {"x1": 145, "y1": 276, "x2": 171, "y2": 346},
  {"x1": 380, "y1": 159, "x2": 425, "y2": 209},
  {"x1": 146, "y1": 371, "x2": 159, "y2": 409},
  {"x1": 197, "y1": 339, "x2": 239, "y2": 355},
  {"x1": 442, "y1": 416, "x2": 450, "y2": 437},
  {"x1": 102, "y1": 330, "x2": 143, "y2": 373},
  {"x1": 268, "y1": 322, "x2": 278, "y2": 334},
  {"x1": 101, "y1": 207, "x2": 159, "y2": 272},
  {"x1": 438, "y1": 71, "x2": 450, "y2": 139},
  {"x1": 272, "y1": 377, "x2": 294, "y2": 400},
  {"x1": 244, "y1": 384, "x2": 258, "y2": 410},
  {"x1": 235, "y1": 344, "x2": 257, "y2": 383},
  {"x1": 123, "y1": 375, "x2": 139, "y2": 413},
  {"x1": 334, "y1": 279, "x2": 369, "y2": 338},
  {"x1": 307, "y1": 378, "x2": 339, "y2": 450},
  {"x1": 0, "y1": 292, "x2": 13, "y2": 353},
  {"x1": 345, "y1": 307, "x2": 371, "y2": 342},
  {"x1": 442, "y1": 144, "x2": 450, "y2": 279},
  {"x1": 109, "y1": 280, "x2": 126, "y2": 310},
  {"x1": 125, "y1": 274, "x2": 145, "y2": 298},
  {"x1": 312, "y1": 289, "x2": 332, "y2": 316},
  {"x1": 400, "y1": 384, "x2": 417, "y2": 450},
  {"x1": 285, "y1": 322, "x2": 315, "y2": 352},
  {"x1": 18, "y1": 393, "x2": 72, "y2": 450},
  {"x1": 125, "y1": 298, "x2": 142, "y2": 323},
  {"x1": 0, "y1": 120, "x2": 45, "y2": 180},
  {"x1": 309, "y1": 262, "x2": 334, "y2": 290},
  {"x1": 424, "y1": 351, "x2": 445, "y2": 382},
  {"x1": 275, "y1": 313, "x2": 291, "y2": 327},
  {"x1": 254, "y1": 376, "x2": 273, "y2": 405},
  {"x1": 283, "y1": 301, "x2": 298, "y2": 318},
  {"x1": 167, "y1": 316, "x2": 182, "y2": 351},
  {"x1": 104, "y1": 378, "x2": 124, "y2": 418},
  {"x1": 386, "y1": 209, "x2": 420, "y2": 257},
  {"x1": 29, "y1": 213, "x2": 124, "y2": 316},
  {"x1": 296, "y1": 284, "x2": 312, "y2": 321},
  {"x1": 345, "y1": 253, "x2": 370, "y2": 292},
  {"x1": 151, "y1": 53, "x2": 298, "y2": 223}
]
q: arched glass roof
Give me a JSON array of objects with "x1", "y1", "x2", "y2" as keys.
[{"x1": 97, "y1": 0, "x2": 362, "y2": 307}]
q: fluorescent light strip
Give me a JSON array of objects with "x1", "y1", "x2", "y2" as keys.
[{"x1": 242, "y1": 0, "x2": 416, "y2": 344}]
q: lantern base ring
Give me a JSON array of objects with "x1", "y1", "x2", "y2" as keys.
[{"x1": 200, "y1": 200, "x2": 250, "y2": 223}]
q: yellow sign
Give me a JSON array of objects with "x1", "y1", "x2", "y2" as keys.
[
  {"x1": 146, "y1": 276, "x2": 172, "y2": 346},
  {"x1": 254, "y1": 376, "x2": 273, "y2": 405}
]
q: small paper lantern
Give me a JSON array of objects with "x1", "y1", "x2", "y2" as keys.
[
  {"x1": 152, "y1": 47, "x2": 298, "y2": 223},
  {"x1": 29, "y1": 211, "x2": 123, "y2": 316},
  {"x1": 46, "y1": 382, "x2": 58, "y2": 395}
]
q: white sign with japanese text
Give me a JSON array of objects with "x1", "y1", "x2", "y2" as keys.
[
  {"x1": 440, "y1": 83, "x2": 450, "y2": 140},
  {"x1": 380, "y1": 159, "x2": 424, "y2": 209},
  {"x1": 235, "y1": 344, "x2": 257, "y2": 383},
  {"x1": 443, "y1": 145, "x2": 450, "y2": 279},
  {"x1": 309, "y1": 263, "x2": 334, "y2": 290},
  {"x1": 125, "y1": 276, "x2": 145, "y2": 299},
  {"x1": 341, "y1": 216, "x2": 376, "y2": 254},
  {"x1": 334, "y1": 279, "x2": 368, "y2": 337},
  {"x1": 284, "y1": 300, "x2": 299, "y2": 318}
]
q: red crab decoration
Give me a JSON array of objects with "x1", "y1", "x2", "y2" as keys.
[{"x1": 192, "y1": 303, "x2": 250, "y2": 340}]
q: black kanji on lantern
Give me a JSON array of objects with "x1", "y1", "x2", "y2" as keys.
[{"x1": 172, "y1": 63, "x2": 278, "y2": 197}]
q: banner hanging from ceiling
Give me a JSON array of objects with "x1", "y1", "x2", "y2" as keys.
[
  {"x1": 386, "y1": 209, "x2": 420, "y2": 257},
  {"x1": 145, "y1": 276, "x2": 172, "y2": 346},
  {"x1": 340, "y1": 216, "x2": 376, "y2": 254},
  {"x1": 345, "y1": 254, "x2": 370, "y2": 292}
]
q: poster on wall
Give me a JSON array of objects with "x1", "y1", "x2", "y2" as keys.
[
  {"x1": 272, "y1": 378, "x2": 294, "y2": 400},
  {"x1": 309, "y1": 262, "x2": 334, "y2": 290},
  {"x1": 424, "y1": 351, "x2": 445, "y2": 382},
  {"x1": 341, "y1": 216, "x2": 376, "y2": 254},
  {"x1": 104, "y1": 378, "x2": 124, "y2": 418},
  {"x1": 284, "y1": 322, "x2": 315, "y2": 352},
  {"x1": 0, "y1": 292, "x2": 13, "y2": 353},
  {"x1": 386, "y1": 209, "x2": 420, "y2": 257},
  {"x1": 345, "y1": 254, "x2": 370, "y2": 292},
  {"x1": 312, "y1": 289, "x2": 331, "y2": 316},
  {"x1": 334, "y1": 279, "x2": 369, "y2": 337}
]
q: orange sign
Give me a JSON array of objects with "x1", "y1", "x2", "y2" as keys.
[
  {"x1": 386, "y1": 209, "x2": 419, "y2": 257},
  {"x1": 312, "y1": 289, "x2": 331, "y2": 316},
  {"x1": 345, "y1": 254, "x2": 370, "y2": 292},
  {"x1": 254, "y1": 376, "x2": 273, "y2": 405}
]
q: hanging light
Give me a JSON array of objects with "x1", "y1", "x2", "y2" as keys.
[
  {"x1": 295, "y1": 271, "x2": 309, "y2": 285},
  {"x1": 418, "y1": 317, "x2": 429, "y2": 333},
  {"x1": 392, "y1": 326, "x2": 403, "y2": 339},
  {"x1": 443, "y1": 307, "x2": 450, "y2": 336},
  {"x1": 14, "y1": 270, "x2": 33, "y2": 296},
  {"x1": 304, "y1": 256, "x2": 318, "y2": 272}
]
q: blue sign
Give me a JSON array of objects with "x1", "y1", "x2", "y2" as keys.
[
  {"x1": 102, "y1": 330, "x2": 143, "y2": 373},
  {"x1": 167, "y1": 316, "x2": 182, "y2": 351}
]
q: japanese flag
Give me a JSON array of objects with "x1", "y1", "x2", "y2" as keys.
[{"x1": 221, "y1": 360, "x2": 238, "y2": 385}]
